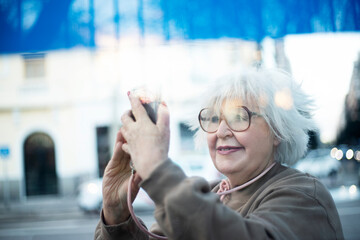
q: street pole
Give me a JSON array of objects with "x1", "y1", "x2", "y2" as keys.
[
  {"x1": 1, "y1": 158, "x2": 10, "y2": 208},
  {"x1": 0, "y1": 146, "x2": 10, "y2": 209}
]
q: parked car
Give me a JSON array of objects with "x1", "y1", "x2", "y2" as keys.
[
  {"x1": 173, "y1": 153, "x2": 222, "y2": 183},
  {"x1": 77, "y1": 177, "x2": 154, "y2": 213},
  {"x1": 293, "y1": 148, "x2": 341, "y2": 178},
  {"x1": 78, "y1": 154, "x2": 221, "y2": 213}
]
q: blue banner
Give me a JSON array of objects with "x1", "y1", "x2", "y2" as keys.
[{"x1": 1, "y1": 0, "x2": 359, "y2": 53}]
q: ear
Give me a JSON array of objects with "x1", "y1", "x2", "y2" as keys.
[{"x1": 273, "y1": 137, "x2": 280, "y2": 147}]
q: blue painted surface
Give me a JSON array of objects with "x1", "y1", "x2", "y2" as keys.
[
  {"x1": 0, "y1": 146, "x2": 10, "y2": 159},
  {"x1": 0, "y1": 0, "x2": 359, "y2": 53}
]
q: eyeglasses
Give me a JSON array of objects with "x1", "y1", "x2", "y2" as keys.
[{"x1": 198, "y1": 106, "x2": 260, "y2": 133}]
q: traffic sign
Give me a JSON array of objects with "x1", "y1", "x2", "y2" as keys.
[{"x1": 0, "y1": 146, "x2": 10, "y2": 159}]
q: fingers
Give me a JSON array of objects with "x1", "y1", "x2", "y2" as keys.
[
  {"x1": 107, "y1": 129, "x2": 130, "y2": 171},
  {"x1": 130, "y1": 173, "x2": 142, "y2": 202},
  {"x1": 127, "y1": 92, "x2": 148, "y2": 123},
  {"x1": 132, "y1": 173, "x2": 142, "y2": 189},
  {"x1": 121, "y1": 142, "x2": 130, "y2": 154},
  {"x1": 110, "y1": 137, "x2": 124, "y2": 164},
  {"x1": 157, "y1": 102, "x2": 170, "y2": 132},
  {"x1": 121, "y1": 110, "x2": 134, "y2": 126},
  {"x1": 114, "y1": 129, "x2": 125, "y2": 149},
  {"x1": 113, "y1": 129, "x2": 127, "y2": 157}
]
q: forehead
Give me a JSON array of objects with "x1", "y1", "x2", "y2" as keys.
[{"x1": 210, "y1": 97, "x2": 259, "y2": 112}]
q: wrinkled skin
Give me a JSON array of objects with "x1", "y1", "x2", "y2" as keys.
[{"x1": 102, "y1": 130, "x2": 142, "y2": 225}]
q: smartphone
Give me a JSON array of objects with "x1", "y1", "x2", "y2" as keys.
[
  {"x1": 140, "y1": 98, "x2": 159, "y2": 124},
  {"x1": 131, "y1": 88, "x2": 161, "y2": 124}
]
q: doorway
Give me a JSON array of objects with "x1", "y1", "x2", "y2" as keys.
[{"x1": 23, "y1": 132, "x2": 58, "y2": 196}]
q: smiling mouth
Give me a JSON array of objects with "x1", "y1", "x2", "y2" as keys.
[{"x1": 216, "y1": 146, "x2": 243, "y2": 153}]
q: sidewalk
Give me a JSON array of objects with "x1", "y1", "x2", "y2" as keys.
[
  {"x1": 1, "y1": 173, "x2": 359, "y2": 224},
  {"x1": 0, "y1": 196, "x2": 90, "y2": 224}
]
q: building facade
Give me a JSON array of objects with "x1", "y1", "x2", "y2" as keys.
[{"x1": 0, "y1": 39, "x2": 257, "y2": 201}]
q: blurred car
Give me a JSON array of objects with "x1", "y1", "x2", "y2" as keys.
[
  {"x1": 77, "y1": 177, "x2": 154, "y2": 213},
  {"x1": 329, "y1": 184, "x2": 360, "y2": 202},
  {"x1": 78, "y1": 154, "x2": 222, "y2": 213},
  {"x1": 293, "y1": 148, "x2": 341, "y2": 178},
  {"x1": 172, "y1": 153, "x2": 223, "y2": 184}
]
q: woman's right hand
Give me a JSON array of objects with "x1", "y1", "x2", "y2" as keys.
[{"x1": 102, "y1": 129, "x2": 142, "y2": 225}]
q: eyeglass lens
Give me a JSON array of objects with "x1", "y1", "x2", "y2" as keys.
[{"x1": 199, "y1": 107, "x2": 250, "y2": 132}]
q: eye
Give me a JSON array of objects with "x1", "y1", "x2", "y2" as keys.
[
  {"x1": 210, "y1": 115, "x2": 219, "y2": 123},
  {"x1": 241, "y1": 113, "x2": 249, "y2": 121},
  {"x1": 233, "y1": 109, "x2": 249, "y2": 121},
  {"x1": 234, "y1": 114, "x2": 243, "y2": 121}
]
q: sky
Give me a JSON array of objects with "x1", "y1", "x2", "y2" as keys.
[{"x1": 280, "y1": 33, "x2": 360, "y2": 143}]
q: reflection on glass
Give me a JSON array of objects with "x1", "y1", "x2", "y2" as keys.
[{"x1": 274, "y1": 88, "x2": 293, "y2": 110}]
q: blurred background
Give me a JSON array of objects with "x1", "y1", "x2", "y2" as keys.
[{"x1": 0, "y1": 0, "x2": 360, "y2": 239}]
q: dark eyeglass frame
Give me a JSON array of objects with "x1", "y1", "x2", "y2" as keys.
[{"x1": 198, "y1": 106, "x2": 261, "y2": 133}]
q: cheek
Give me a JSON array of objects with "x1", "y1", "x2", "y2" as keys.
[
  {"x1": 207, "y1": 134, "x2": 216, "y2": 159},
  {"x1": 233, "y1": 130, "x2": 272, "y2": 152}
]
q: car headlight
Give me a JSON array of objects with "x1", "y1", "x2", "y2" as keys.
[
  {"x1": 86, "y1": 182, "x2": 100, "y2": 195},
  {"x1": 349, "y1": 185, "x2": 357, "y2": 195}
]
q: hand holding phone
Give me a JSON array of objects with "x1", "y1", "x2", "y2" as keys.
[{"x1": 130, "y1": 87, "x2": 161, "y2": 124}]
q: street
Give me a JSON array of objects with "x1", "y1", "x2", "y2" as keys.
[
  {"x1": 336, "y1": 199, "x2": 360, "y2": 240},
  {"x1": 0, "y1": 196, "x2": 359, "y2": 240},
  {"x1": 0, "y1": 211, "x2": 156, "y2": 240},
  {"x1": 0, "y1": 196, "x2": 156, "y2": 240}
]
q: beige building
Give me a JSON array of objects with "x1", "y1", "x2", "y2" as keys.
[{"x1": 0, "y1": 38, "x2": 257, "y2": 201}]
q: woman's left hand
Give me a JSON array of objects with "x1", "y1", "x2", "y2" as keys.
[{"x1": 120, "y1": 92, "x2": 170, "y2": 180}]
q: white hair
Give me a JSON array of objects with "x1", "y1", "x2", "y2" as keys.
[{"x1": 188, "y1": 68, "x2": 317, "y2": 166}]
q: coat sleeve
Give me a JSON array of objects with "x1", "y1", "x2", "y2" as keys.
[
  {"x1": 94, "y1": 209, "x2": 150, "y2": 240},
  {"x1": 141, "y1": 160, "x2": 344, "y2": 240}
]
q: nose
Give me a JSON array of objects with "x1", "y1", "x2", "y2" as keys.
[{"x1": 216, "y1": 119, "x2": 233, "y2": 138}]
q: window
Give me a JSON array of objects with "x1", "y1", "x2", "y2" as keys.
[
  {"x1": 96, "y1": 126, "x2": 111, "y2": 178},
  {"x1": 23, "y1": 53, "x2": 45, "y2": 79},
  {"x1": 179, "y1": 123, "x2": 196, "y2": 152}
]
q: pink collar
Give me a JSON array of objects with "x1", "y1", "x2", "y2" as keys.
[{"x1": 217, "y1": 162, "x2": 276, "y2": 201}]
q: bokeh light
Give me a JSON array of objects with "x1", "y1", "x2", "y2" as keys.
[
  {"x1": 86, "y1": 183, "x2": 99, "y2": 195},
  {"x1": 354, "y1": 151, "x2": 360, "y2": 161},
  {"x1": 349, "y1": 185, "x2": 357, "y2": 195},
  {"x1": 346, "y1": 149, "x2": 354, "y2": 160},
  {"x1": 330, "y1": 147, "x2": 338, "y2": 158},
  {"x1": 274, "y1": 88, "x2": 293, "y2": 110},
  {"x1": 335, "y1": 149, "x2": 343, "y2": 160}
]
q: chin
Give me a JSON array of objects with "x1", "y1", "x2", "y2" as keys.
[
  {"x1": 215, "y1": 163, "x2": 239, "y2": 176},
  {"x1": 214, "y1": 157, "x2": 246, "y2": 175}
]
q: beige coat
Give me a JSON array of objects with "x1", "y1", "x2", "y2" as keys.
[{"x1": 95, "y1": 160, "x2": 344, "y2": 240}]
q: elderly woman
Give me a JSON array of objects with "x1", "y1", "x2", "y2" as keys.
[{"x1": 95, "y1": 68, "x2": 344, "y2": 240}]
